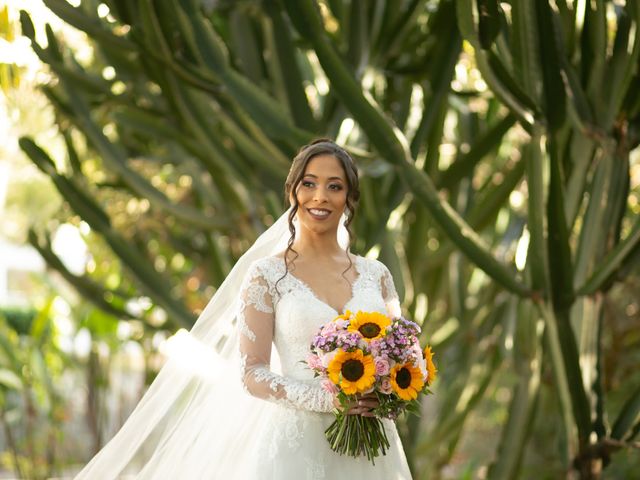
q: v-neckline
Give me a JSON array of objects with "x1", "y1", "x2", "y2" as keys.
[{"x1": 275, "y1": 255, "x2": 362, "y2": 315}]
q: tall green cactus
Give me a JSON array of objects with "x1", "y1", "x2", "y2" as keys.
[{"x1": 18, "y1": 0, "x2": 640, "y2": 477}]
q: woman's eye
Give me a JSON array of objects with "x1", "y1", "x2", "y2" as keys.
[
  {"x1": 329, "y1": 184, "x2": 344, "y2": 191},
  {"x1": 302, "y1": 181, "x2": 315, "y2": 188}
]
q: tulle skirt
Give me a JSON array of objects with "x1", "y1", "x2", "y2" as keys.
[
  {"x1": 249, "y1": 404, "x2": 413, "y2": 480},
  {"x1": 75, "y1": 339, "x2": 413, "y2": 479}
]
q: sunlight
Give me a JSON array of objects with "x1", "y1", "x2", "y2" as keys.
[
  {"x1": 514, "y1": 228, "x2": 529, "y2": 271},
  {"x1": 52, "y1": 223, "x2": 88, "y2": 275},
  {"x1": 160, "y1": 329, "x2": 226, "y2": 381}
]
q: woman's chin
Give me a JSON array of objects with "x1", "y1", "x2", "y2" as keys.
[{"x1": 299, "y1": 218, "x2": 339, "y2": 235}]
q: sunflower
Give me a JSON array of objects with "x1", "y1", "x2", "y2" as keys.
[
  {"x1": 347, "y1": 311, "x2": 391, "y2": 341},
  {"x1": 333, "y1": 310, "x2": 352, "y2": 322},
  {"x1": 390, "y1": 363, "x2": 425, "y2": 401},
  {"x1": 423, "y1": 345, "x2": 437, "y2": 386},
  {"x1": 327, "y1": 349, "x2": 376, "y2": 395}
]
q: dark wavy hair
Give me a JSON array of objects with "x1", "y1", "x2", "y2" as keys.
[{"x1": 276, "y1": 138, "x2": 360, "y2": 292}]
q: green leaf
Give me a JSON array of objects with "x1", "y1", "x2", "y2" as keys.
[
  {"x1": 487, "y1": 301, "x2": 542, "y2": 479},
  {"x1": 456, "y1": 0, "x2": 537, "y2": 127},
  {"x1": 437, "y1": 113, "x2": 516, "y2": 189},
  {"x1": 477, "y1": 0, "x2": 501, "y2": 49},
  {"x1": 573, "y1": 156, "x2": 613, "y2": 286},
  {"x1": 19, "y1": 137, "x2": 112, "y2": 228},
  {"x1": 602, "y1": 3, "x2": 640, "y2": 130},
  {"x1": 546, "y1": 137, "x2": 574, "y2": 310},
  {"x1": 43, "y1": 0, "x2": 135, "y2": 50},
  {"x1": 611, "y1": 385, "x2": 640, "y2": 441},
  {"x1": 0, "y1": 369, "x2": 22, "y2": 390},
  {"x1": 27, "y1": 229, "x2": 135, "y2": 320},
  {"x1": 18, "y1": 10, "x2": 35, "y2": 40},
  {"x1": 535, "y1": 0, "x2": 567, "y2": 131},
  {"x1": 263, "y1": 0, "x2": 318, "y2": 131},
  {"x1": 510, "y1": 0, "x2": 540, "y2": 100},
  {"x1": 577, "y1": 214, "x2": 640, "y2": 295}
]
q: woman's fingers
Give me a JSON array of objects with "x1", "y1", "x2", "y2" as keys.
[
  {"x1": 360, "y1": 395, "x2": 379, "y2": 406},
  {"x1": 334, "y1": 393, "x2": 380, "y2": 415},
  {"x1": 347, "y1": 407, "x2": 368, "y2": 415},
  {"x1": 345, "y1": 397, "x2": 379, "y2": 415}
]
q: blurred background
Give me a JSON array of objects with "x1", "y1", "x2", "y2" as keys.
[{"x1": 0, "y1": 0, "x2": 639, "y2": 478}]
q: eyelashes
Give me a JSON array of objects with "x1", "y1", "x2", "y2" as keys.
[{"x1": 301, "y1": 181, "x2": 344, "y2": 191}]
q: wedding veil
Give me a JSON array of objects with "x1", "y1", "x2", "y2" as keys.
[{"x1": 74, "y1": 206, "x2": 350, "y2": 479}]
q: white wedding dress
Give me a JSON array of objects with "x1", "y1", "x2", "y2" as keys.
[
  {"x1": 237, "y1": 254, "x2": 413, "y2": 479},
  {"x1": 74, "y1": 252, "x2": 413, "y2": 480}
]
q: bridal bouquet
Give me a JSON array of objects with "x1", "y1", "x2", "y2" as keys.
[{"x1": 306, "y1": 310, "x2": 437, "y2": 463}]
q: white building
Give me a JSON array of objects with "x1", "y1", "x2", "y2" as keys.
[{"x1": 0, "y1": 163, "x2": 46, "y2": 306}]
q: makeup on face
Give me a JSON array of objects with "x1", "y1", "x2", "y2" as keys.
[{"x1": 295, "y1": 155, "x2": 348, "y2": 230}]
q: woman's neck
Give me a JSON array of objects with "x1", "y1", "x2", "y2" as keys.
[{"x1": 291, "y1": 231, "x2": 346, "y2": 261}]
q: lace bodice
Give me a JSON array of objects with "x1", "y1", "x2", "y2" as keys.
[{"x1": 237, "y1": 255, "x2": 401, "y2": 412}]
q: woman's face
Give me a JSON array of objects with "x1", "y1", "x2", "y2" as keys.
[{"x1": 293, "y1": 154, "x2": 348, "y2": 236}]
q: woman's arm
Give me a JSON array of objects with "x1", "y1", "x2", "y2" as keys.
[{"x1": 237, "y1": 263, "x2": 335, "y2": 413}]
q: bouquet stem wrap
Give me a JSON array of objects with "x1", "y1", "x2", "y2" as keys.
[{"x1": 325, "y1": 405, "x2": 390, "y2": 464}]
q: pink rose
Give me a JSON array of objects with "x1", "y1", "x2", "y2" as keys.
[
  {"x1": 369, "y1": 339, "x2": 381, "y2": 356},
  {"x1": 322, "y1": 322, "x2": 339, "y2": 334},
  {"x1": 374, "y1": 357, "x2": 390, "y2": 376},
  {"x1": 321, "y1": 378, "x2": 339, "y2": 394},
  {"x1": 411, "y1": 344, "x2": 423, "y2": 361},
  {"x1": 380, "y1": 378, "x2": 392, "y2": 394},
  {"x1": 334, "y1": 319, "x2": 348, "y2": 329},
  {"x1": 306, "y1": 353, "x2": 323, "y2": 370}
]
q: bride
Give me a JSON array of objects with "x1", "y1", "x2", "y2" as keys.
[{"x1": 75, "y1": 139, "x2": 413, "y2": 479}]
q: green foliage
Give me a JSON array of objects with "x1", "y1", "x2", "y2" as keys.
[
  {"x1": 0, "y1": 303, "x2": 69, "y2": 480},
  {"x1": 15, "y1": 0, "x2": 640, "y2": 478}
]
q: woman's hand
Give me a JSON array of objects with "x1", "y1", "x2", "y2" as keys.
[{"x1": 333, "y1": 392, "x2": 379, "y2": 417}]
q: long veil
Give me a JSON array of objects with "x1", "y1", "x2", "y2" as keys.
[{"x1": 75, "y1": 206, "x2": 350, "y2": 479}]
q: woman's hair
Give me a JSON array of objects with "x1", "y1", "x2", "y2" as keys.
[{"x1": 277, "y1": 138, "x2": 360, "y2": 292}]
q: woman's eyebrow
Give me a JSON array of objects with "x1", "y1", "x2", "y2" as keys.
[{"x1": 303, "y1": 173, "x2": 345, "y2": 181}]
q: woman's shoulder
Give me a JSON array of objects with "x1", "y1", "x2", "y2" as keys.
[
  {"x1": 247, "y1": 256, "x2": 284, "y2": 282},
  {"x1": 247, "y1": 255, "x2": 285, "y2": 275},
  {"x1": 357, "y1": 255, "x2": 391, "y2": 274}
]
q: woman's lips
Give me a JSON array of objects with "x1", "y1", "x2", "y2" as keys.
[{"x1": 307, "y1": 208, "x2": 331, "y2": 220}]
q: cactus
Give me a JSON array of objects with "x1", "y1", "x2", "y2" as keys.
[{"x1": 17, "y1": 0, "x2": 640, "y2": 477}]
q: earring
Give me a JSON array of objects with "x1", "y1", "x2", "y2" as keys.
[{"x1": 342, "y1": 208, "x2": 350, "y2": 226}]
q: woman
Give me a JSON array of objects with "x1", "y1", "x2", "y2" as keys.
[{"x1": 75, "y1": 139, "x2": 412, "y2": 479}]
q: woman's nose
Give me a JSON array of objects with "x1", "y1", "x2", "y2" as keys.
[{"x1": 313, "y1": 186, "x2": 328, "y2": 202}]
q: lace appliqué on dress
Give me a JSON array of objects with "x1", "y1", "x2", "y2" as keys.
[
  {"x1": 304, "y1": 456, "x2": 326, "y2": 478},
  {"x1": 238, "y1": 258, "x2": 334, "y2": 414},
  {"x1": 259, "y1": 408, "x2": 310, "y2": 460},
  {"x1": 244, "y1": 282, "x2": 273, "y2": 314},
  {"x1": 253, "y1": 366, "x2": 283, "y2": 392},
  {"x1": 237, "y1": 272, "x2": 274, "y2": 342},
  {"x1": 380, "y1": 265, "x2": 402, "y2": 318},
  {"x1": 237, "y1": 311, "x2": 256, "y2": 342},
  {"x1": 252, "y1": 366, "x2": 333, "y2": 411}
]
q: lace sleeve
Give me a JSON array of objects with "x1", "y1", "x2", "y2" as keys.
[
  {"x1": 238, "y1": 261, "x2": 335, "y2": 413},
  {"x1": 380, "y1": 262, "x2": 402, "y2": 319}
]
